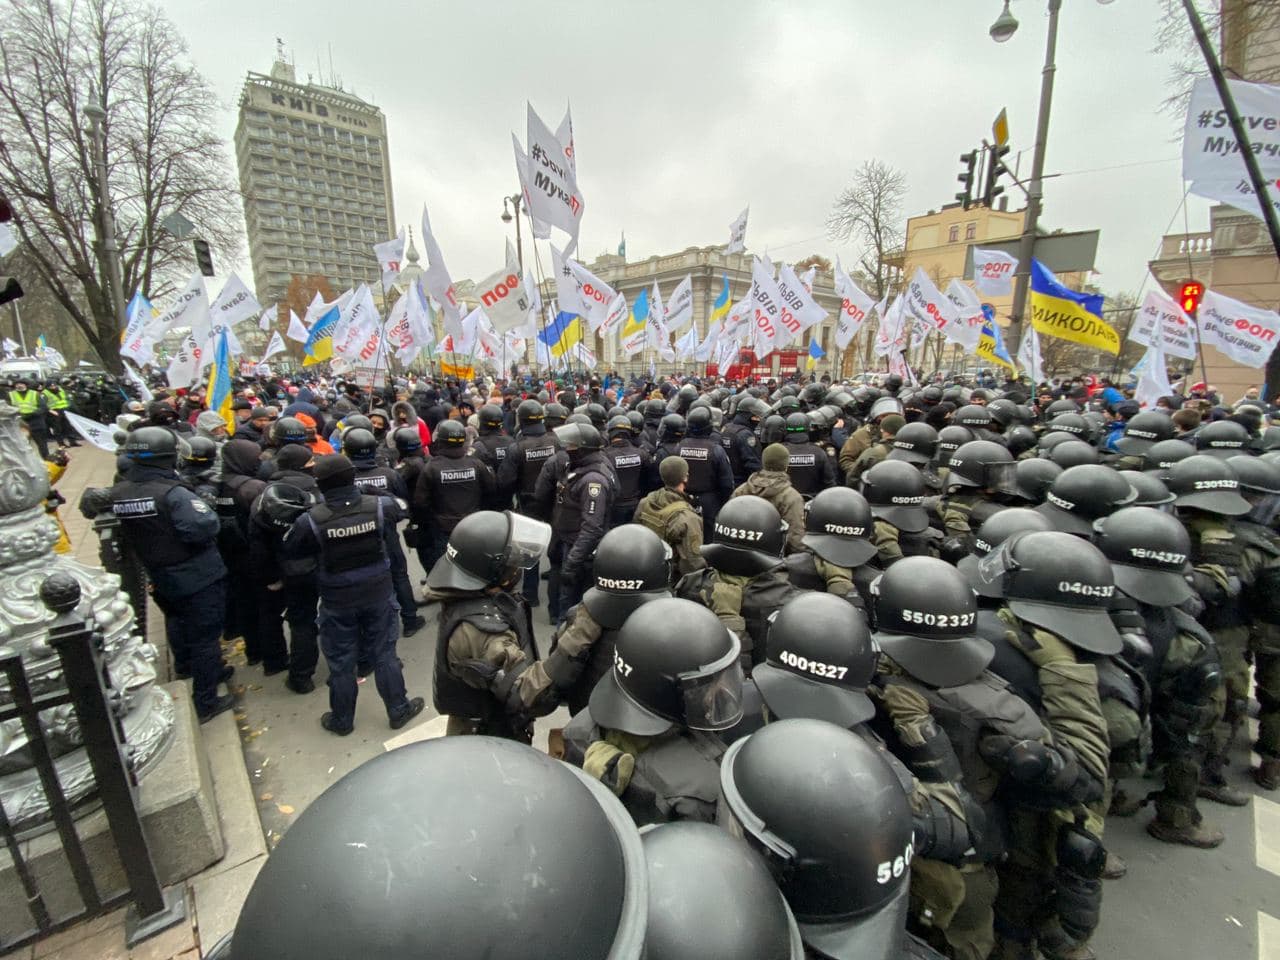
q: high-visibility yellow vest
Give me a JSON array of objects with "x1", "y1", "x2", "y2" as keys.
[
  {"x1": 43, "y1": 387, "x2": 69, "y2": 410},
  {"x1": 9, "y1": 390, "x2": 39, "y2": 415}
]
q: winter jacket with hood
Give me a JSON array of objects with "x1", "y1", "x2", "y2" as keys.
[{"x1": 391, "y1": 400, "x2": 431, "y2": 453}]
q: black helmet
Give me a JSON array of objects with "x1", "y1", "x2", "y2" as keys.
[
  {"x1": 868, "y1": 395, "x2": 904, "y2": 421},
  {"x1": 478, "y1": 404, "x2": 504, "y2": 432},
  {"x1": 1045, "y1": 398, "x2": 1081, "y2": 418},
  {"x1": 626, "y1": 410, "x2": 644, "y2": 431},
  {"x1": 1012, "y1": 458, "x2": 1062, "y2": 504},
  {"x1": 182, "y1": 435, "x2": 217, "y2": 465},
  {"x1": 640, "y1": 822, "x2": 803, "y2": 960},
  {"x1": 1263, "y1": 425, "x2": 1280, "y2": 452},
  {"x1": 607, "y1": 405, "x2": 628, "y2": 421},
  {"x1": 958, "y1": 508, "x2": 1053, "y2": 598},
  {"x1": 1005, "y1": 425, "x2": 1038, "y2": 458},
  {"x1": 802, "y1": 487, "x2": 878, "y2": 567},
  {"x1": 1048, "y1": 439, "x2": 1099, "y2": 469},
  {"x1": 434, "y1": 419, "x2": 467, "y2": 447},
  {"x1": 257, "y1": 481, "x2": 312, "y2": 532},
  {"x1": 1096, "y1": 507, "x2": 1194, "y2": 607},
  {"x1": 393, "y1": 426, "x2": 422, "y2": 454},
  {"x1": 342, "y1": 427, "x2": 378, "y2": 460},
  {"x1": 871, "y1": 557, "x2": 992, "y2": 686},
  {"x1": 978, "y1": 530, "x2": 1122, "y2": 654},
  {"x1": 271, "y1": 416, "x2": 308, "y2": 446},
  {"x1": 588, "y1": 597, "x2": 743, "y2": 736},
  {"x1": 1036, "y1": 464, "x2": 1136, "y2": 536},
  {"x1": 986, "y1": 398, "x2": 1019, "y2": 427},
  {"x1": 784, "y1": 412, "x2": 810, "y2": 436},
  {"x1": 581, "y1": 526, "x2": 672, "y2": 629},
  {"x1": 737, "y1": 396, "x2": 770, "y2": 423},
  {"x1": 1118, "y1": 469, "x2": 1174, "y2": 507},
  {"x1": 759, "y1": 414, "x2": 787, "y2": 446},
  {"x1": 702, "y1": 495, "x2": 787, "y2": 575},
  {"x1": 658, "y1": 413, "x2": 687, "y2": 443},
  {"x1": 124, "y1": 426, "x2": 177, "y2": 463},
  {"x1": 425, "y1": 511, "x2": 551, "y2": 592},
  {"x1": 677, "y1": 383, "x2": 699, "y2": 408},
  {"x1": 606, "y1": 414, "x2": 635, "y2": 440},
  {"x1": 775, "y1": 395, "x2": 803, "y2": 417},
  {"x1": 1229, "y1": 454, "x2": 1280, "y2": 495},
  {"x1": 643, "y1": 398, "x2": 668, "y2": 421},
  {"x1": 936, "y1": 425, "x2": 974, "y2": 466},
  {"x1": 861, "y1": 460, "x2": 929, "y2": 533},
  {"x1": 1196, "y1": 420, "x2": 1250, "y2": 459},
  {"x1": 1115, "y1": 411, "x2": 1174, "y2": 456},
  {"x1": 232, "y1": 737, "x2": 645, "y2": 960},
  {"x1": 516, "y1": 399, "x2": 545, "y2": 426},
  {"x1": 1143, "y1": 438, "x2": 1195, "y2": 478},
  {"x1": 1164, "y1": 454, "x2": 1251, "y2": 515},
  {"x1": 553, "y1": 421, "x2": 604, "y2": 452},
  {"x1": 953, "y1": 404, "x2": 993, "y2": 430},
  {"x1": 946, "y1": 439, "x2": 1016, "y2": 492},
  {"x1": 718, "y1": 719, "x2": 913, "y2": 959},
  {"x1": 544, "y1": 402, "x2": 569, "y2": 428},
  {"x1": 686, "y1": 406, "x2": 713, "y2": 436},
  {"x1": 1047, "y1": 413, "x2": 1091, "y2": 440},
  {"x1": 886, "y1": 422, "x2": 938, "y2": 465},
  {"x1": 757, "y1": 594, "x2": 878, "y2": 725},
  {"x1": 584, "y1": 402, "x2": 608, "y2": 430},
  {"x1": 342, "y1": 414, "x2": 373, "y2": 433},
  {"x1": 1036, "y1": 431, "x2": 1076, "y2": 454}
]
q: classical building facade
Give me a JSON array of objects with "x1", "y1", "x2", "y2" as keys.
[{"x1": 234, "y1": 58, "x2": 395, "y2": 304}]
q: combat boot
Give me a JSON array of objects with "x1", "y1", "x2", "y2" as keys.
[
  {"x1": 1107, "y1": 786, "x2": 1144, "y2": 817},
  {"x1": 1254, "y1": 758, "x2": 1280, "y2": 791},
  {"x1": 1101, "y1": 851, "x2": 1127, "y2": 879},
  {"x1": 1147, "y1": 817, "x2": 1225, "y2": 848},
  {"x1": 1038, "y1": 932, "x2": 1097, "y2": 960},
  {"x1": 989, "y1": 936, "x2": 1037, "y2": 960},
  {"x1": 1197, "y1": 776, "x2": 1249, "y2": 806}
]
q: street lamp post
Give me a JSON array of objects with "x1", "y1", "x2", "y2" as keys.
[
  {"x1": 501, "y1": 193, "x2": 524, "y2": 272},
  {"x1": 82, "y1": 89, "x2": 127, "y2": 331}
]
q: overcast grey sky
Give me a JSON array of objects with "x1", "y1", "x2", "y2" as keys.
[{"x1": 165, "y1": 0, "x2": 1207, "y2": 298}]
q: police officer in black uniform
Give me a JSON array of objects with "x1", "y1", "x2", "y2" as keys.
[
  {"x1": 414, "y1": 419, "x2": 496, "y2": 580},
  {"x1": 110, "y1": 427, "x2": 234, "y2": 721},
  {"x1": 473, "y1": 404, "x2": 518, "y2": 508},
  {"x1": 678, "y1": 406, "x2": 734, "y2": 540},
  {"x1": 721, "y1": 395, "x2": 766, "y2": 486},
  {"x1": 603, "y1": 415, "x2": 651, "y2": 527},
  {"x1": 783, "y1": 412, "x2": 836, "y2": 498},
  {"x1": 549, "y1": 421, "x2": 616, "y2": 622}
]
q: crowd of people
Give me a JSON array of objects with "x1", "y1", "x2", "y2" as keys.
[{"x1": 28, "y1": 361, "x2": 1280, "y2": 960}]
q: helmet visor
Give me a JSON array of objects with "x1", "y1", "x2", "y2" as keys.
[
  {"x1": 717, "y1": 740, "x2": 799, "y2": 879},
  {"x1": 504, "y1": 513, "x2": 552, "y2": 570},
  {"x1": 679, "y1": 642, "x2": 745, "y2": 730},
  {"x1": 984, "y1": 461, "x2": 1019, "y2": 497}
]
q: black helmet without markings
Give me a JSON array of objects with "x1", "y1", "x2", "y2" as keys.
[
  {"x1": 1012, "y1": 458, "x2": 1062, "y2": 504},
  {"x1": 1118, "y1": 469, "x2": 1174, "y2": 507},
  {"x1": 936, "y1": 425, "x2": 974, "y2": 465},
  {"x1": 257, "y1": 481, "x2": 312, "y2": 532},
  {"x1": 124, "y1": 425, "x2": 177, "y2": 463},
  {"x1": 1228, "y1": 453, "x2": 1280, "y2": 495},
  {"x1": 1048, "y1": 439, "x2": 1099, "y2": 469},
  {"x1": 182, "y1": 435, "x2": 217, "y2": 464},
  {"x1": 686, "y1": 406, "x2": 713, "y2": 436},
  {"x1": 393, "y1": 426, "x2": 422, "y2": 454},
  {"x1": 553, "y1": 421, "x2": 604, "y2": 452}
]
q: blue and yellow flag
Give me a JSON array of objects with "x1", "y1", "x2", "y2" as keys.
[
  {"x1": 207, "y1": 328, "x2": 235, "y2": 434},
  {"x1": 538, "y1": 312, "x2": 585, "y2": 359},
  {"x1": 806, "y1": 337, "x2": 825, "y2": 370},
  {"x1": 709, "y1": 275, "x2": 730, "y2": 326},
  {"x1": 975, "y1": 304, "x2": 1016, "y2": 372},
  {"x1": 622, "y1": 288, "x2": 649, "y2": 339},
  {"x1": 1029, "y1": 259, "x2": 1116, "y2": 355},
  {"x1": 302, "y1": 306, "x2": 340, "y2": 366}
]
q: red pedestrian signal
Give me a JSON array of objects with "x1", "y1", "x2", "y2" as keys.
[{"x1": 1181, "y1": 281, "x2": 1204, "y2": 315}]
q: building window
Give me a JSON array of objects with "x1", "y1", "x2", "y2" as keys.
[
  {"x1": 948, "y1": 225, "x2": 960, "y2": 243},
  {"x1": 965, "y1": 223, "x2": 976, "y2": 241}
]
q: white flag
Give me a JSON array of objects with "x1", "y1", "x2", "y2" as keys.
[
  {"x1": 556, "y1": 105, "x2": 576, "y2": 176},
  {"x1": 166, "y1": 333, "x2": 201, "y2": 388},
  {"x1": 722, "y1": 298, "x2": 753, "y2": 343},
  {"x1": 674, "y1": 323, "x2": 700, "y2": 360},
  {"x1": 648, "y1": 282, "x2": 675, "y2": 362},
  {"x1": 1183, "y1": 76, "x2": 1280, "y2": 183},
  {"x1": 333, "y1": 284, "x2": 381, "y2": 359},
  {"x1": 257, "y1": 303, "x2": 277, "y2": 332},
  {"x1": 120, "y1": 294, "x2": 156, "y2": 366},
  {"x1": 143, "y1": 273, "x2": 207, "y2": 341},
  {"x1": 1133, "y1": 344, "x2": 1173, "y2": 409},
  {"x1": 1198, "y1": 289, "x2": 1280, "y2": 368},
  {"x1": 972, "y1": 249, "x2": 1019, "y2": 297},
  {"x1": 694, "y1": 322, "x2": 721, "y2": 362},
  {"x1": 286, "y1": 310, "x2": 309, "y2": 343},
  {"x1": 122, "y1": 362, "x2": 153, "y2": 403},
  {"x1": 421, "y1": 203, "x2": 463, "y2": 335},
  {"x1": 943, "y1": 279, "x2": 986, "y2": 352},
  {"x1": 665, "y1": 275, "x2": 695, "y2": 331},
  {"x1": 0, "y1": 219, "x2": 16, "y2": 257},
  {"x1": 475, "y1": 242, "x2": 530, "y2": 333},
  {"x1": 373, "y1": 227, "x2": 406, "y2": 290},
  {"x1": 833, "y1": 260, "x2": 874, "y2": 350},
  {"x1": 64, "y1": 411, "x2": 120, "y2": 452},
  {"x1": 799, "y1": 265, "x2": 817, "y2": 293},
  {"x1": 599, "y1": 291, "x2": 629, "y2": 338},
  {"x1": 209, "y1": 271, "x2": 261, "y2": 332},
  {"x1": 748, "y1": 257, "x2": 785, "y2": 355},
  {"x1": 518, "y1": 103, "x2": 585, "y2": 248},
  {"x1": 716, "y1": 337, "x2": 739, "y2": 373},
  {"x1": 1130, "y1": 288, "x2": 1199, "y2": 361},
  {"x1": 726, "y1": 207, "x2": 749, "y2": 254},
  {"x1": 774, "y1": 263, "x2": 829, "y2": 348},
  {"x1": 261, "y1": 330, "x2": 286, "y2": 361},
  {"x1": 875, "y1": 296, "x2": 908, "y2": 357},
  {"x1": 1016, "y1": 324, "x2": 1045, "y2": 382},
  {"x1": 1189, "y1": 176, "x2": 1280, "y2": 222},
  {"x1": 903, "y1": 268, "x2": 963, "y2": 349},
  {"x1": 406, "y1": 281, "x2": 437, "y2": 359},
  {"x1": 553, "y1": 246, "x2": 616, "y2": 330},
  {"x1": 1, "y1": 337, "x2": 18, "y2": 357}
]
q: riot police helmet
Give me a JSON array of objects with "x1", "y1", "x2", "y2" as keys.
[
  {"x1": 953, "y1": 404, "x2": 993, "y2": 431},
  {"x1": 717, "y1": 719, "x2": 914, "y2": 960},
  {"x1": 1164, "y1": 454, "x2": 1251, "y2": 515},
  {"x1": 553, "y1": 421, "x2": 604, "y2": 452},
  {"x1": 1036, "y1": 431, "x2": 1075, "y2": 454},
  {"x1": 756, "y1": 594, "x2": 878, "y2": 726},
  {"x1": 977, "y1": 530, "x2": 1122, "y2": 654},
  {"x1": 885, "y1": 422, "x2": 938, "y2": 465},
  {"x1": 861, "y1": 460, "x2": 929, "y2": 533},
  {"x1": 800, "y1": 382, "x2": 826, "y2": 408},
  {"x1": 544, "y1": 402, "x2": 569, "y2": 429},
  {"x1": 676, "y1": 383, "x2": 699, "y2": 409},
  {"x1": 341, "y1": 414, "x2": 373, "y2": 433},
  {"x1": 425, "y1": 510, "x2": 551, "y2": 592},
  {"x1": 1095, "y1": 507, "x2": 1194, "y2": 607},
  {"x1": 946, "y1": 439, "x2": 1016, "y2": 493},
  {"x1": 1012, "y1": 458, "x2": 1062, "y2": 504},
  {"x1": 1263, "y1": 425, "x2": 1280, "y2": 452},
  {"x1": 784, "y1": 412, "x2": 810, "y2": 437},
  {"x1": 393, "y1": 426, "x2": 422, "y2": 455},
  {"x1": 640, "y1": 822, "x2": 803, "y2": 960},
  {"x1": 737, "y1": 396, "x2": 771, "y2": 423},
  {"x1": 1196, "y1": 419, "x2": 1250, "y2": 459},
  {"x1": 1036, "y1": 464, "x2": 1136, "y2": 536},
  {"x1": 230, "y1": 736, "x2": 646, "y2": 960},
  {"x1": 182, "y1": 435, "x2": 217, "y2": 465},
  {"x1": 257, "y1": 481, "x2": 313, "y2": 532},
  {"x1": 516, "y1": 398, "x2": 545, "y2": 426},
  {"x1": 686, "y1": 406, "x2": 714, "y2": 436},
  {"x1": 774, "y1": 395, "x2": 802, "y2": 418},
  {"x1": 478, "y1": 404, "x2": 504, "y2": 432},
  {"x1": 1048, "y1": 439, "x2": 1099, "y2": 469},
  {"x1": 607, "y1": 415, "x2": 636, "y2": 440},
  {"x1": 643, "y1": 398, "x2": 668, "y2": 421},
  {"x1": 1115, "y1": 411, "x2": 1174, "y2": 456},
  {"x1": 658, "y1": 413, "x2": 687, "y2": 443},
  {"x1": 1228, "y1": 453, "x2": 1280, "y2": 495},
  {"x1": 802, "y1": 487, "x2": 877, "y2": 567},
  {"x1": 1118, "y1": 469, "x2": 1174, "y2": 507},
  {"x1": 582, "y1": 526, "x2": 673, "y2": 629},
  {"x1": 584, "y1": 402, "x2": 609, "y2": 430},
  {"x1": 124, "y1": 426, "x2": 177, "y2": 464},
  {"x1": 1045, "y1": 398, "x2": 1081, "y2": 418},
  {"x1": 341, "y1": 427, "x2": 378, "y2": 461},
  {"x1": 1142, "y1": 438, "x2": 1195, "y2": 478},
  {"x1": 868, "y1": 395, "x2": 904, "y2": 421},
  {"x1": 702, "y1": 495, "x2": 787, "y2": 576},
  {"x1": 1047, "y1": 412, "x2": 1091, "y2": 440},
  {"x1": 434, "y1": 419, "x2": 467, "y2": 448},
  {"x1": 958, "y1": 508, "x2": 1052, "y2": 598},
  {"x1": 588, "y1": 597, "x2": 743, "y2": 736},
  {"x1": 871, "y1": 557, "x2": 992, "y2": 686},
  {"x1": 626, "y1": 410, "x2": 644, "y2": 431},
  {"x1": 759, "y1": 414, "x2": 787, "y2": 446},
  {"x1": 936, "y1": 425, "x2": 974, "y2": 466},
  {"x1": 1005, "y1": 425, "x2": 1038, "y2": 458},
  {"x1": 271, "y1": 416, "x2": 309, "y2": 446},
  {"x1": 986, "y1": 397, "x2": 1019, "y2": 428}
]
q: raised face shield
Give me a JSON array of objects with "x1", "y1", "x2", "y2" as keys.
[{"x1": 503, "y1": 513, "x2": 552, "y2": 571}]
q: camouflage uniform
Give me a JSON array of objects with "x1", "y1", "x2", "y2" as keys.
[{"x1": 634, "y1": 487, "x2": 705, "y2": 579}]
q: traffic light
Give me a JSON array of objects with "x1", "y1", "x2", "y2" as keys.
[
  {"x1": 1180, "y1": 280, "x2": 1204, "y2": 315},
  {"x1": 983, "y1": 143, "x2": 1011, "y2": 207},
  {"x1": 192, "y1": 238, "x2": 215, "y2": 277},
  {"x1": 956, "y1": 150, "x2": 978, "y2": 210}
]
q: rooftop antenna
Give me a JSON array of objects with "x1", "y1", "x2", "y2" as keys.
[{"x1": 275, "y1": 37, "x2": 286, "y2": 62}]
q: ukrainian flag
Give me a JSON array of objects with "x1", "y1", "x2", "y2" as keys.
[
  {"x1": 709, "y1": 275, "x2": 730, "y2": 326},
  {"x1": 37, "y1": 334, "x2": 48, "y2": 352},
  {"x1": 806, "y1": 337, "x2": 825, "y2": 370},
  {"x1": 538, "y1": 312, "x2": 585, "y2": 359},
  {"x1": 622, "y1": 288, "x2": 649, "y2": 340},
  {"x1": 1029, "y1": 259, "x2": 1117, "y2": 355},
  {"x1": 207, "y1": 328, "x2": 235, "y2": 434},
  {"x1": 302, "y1": 306, "x2": 339, "y2": 366},
  {"x1": 976, "y1": 306, "x2": 1016, "y2": 372}
]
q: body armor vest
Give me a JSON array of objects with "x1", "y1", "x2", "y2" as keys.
[
  {"x1": 110, "y1": 476, "x2": 207, "y2": 568},
  {"x1": 434, "y1": 593, "x2": 535, "y2": 720},
  {"x1": 677, "y1": 438, "x2": 717, "y2": 494},
  {"x1": 307, "y1": 496, "x2": 385, "y2": 575}
]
